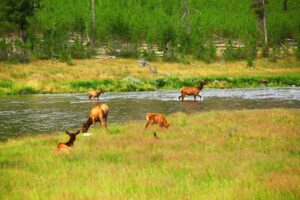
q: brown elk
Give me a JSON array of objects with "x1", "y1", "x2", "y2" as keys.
[
  {"x1": 81, "y1": 104, "x2": 109, "y2": 132},
  {"x1": 88, "y1": 90, "x2": 104, "y2": 100},
  {"x1": 178, "y1": 81, "x2": 207, "y2": 101},
  {"x1": 56, "y1": 130, "x2": 80, "y2": 153},
  {"x1": 145, "y1": 113, "x2": 170, "y2": 129}
]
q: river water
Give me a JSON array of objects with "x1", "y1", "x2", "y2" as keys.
[{"x1": 0, "y1": 87, "x2": 299, "y2": 140}]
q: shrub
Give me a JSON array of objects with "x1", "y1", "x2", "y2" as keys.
[
  {"x1": 261, "y1": 44, "x2": 269, "y2": 57},
  {"x1": 223, "y1": 40, "x2": 246, "y2": 61},
  {"x1": 108, "y1": 48, "x2": 140, "y2": 58},
  {"x1": 193, "y1": 40, "x2": 216, "y2": 63},
  {"x1": 245, "y1": 39, "x2": 257, "y2": 67},
  {"x1": 269, "y1": 45, "x2": 280, "y2": 62},
  {"x1": 296, "y1": 40, "x2": 300, "y2": 60},
  {"x1": 0, "y1": 39, "x2": 31, "y2": 63},
  {"x1": 142, "y1": 49, "x2": 157, "y2": 61},
  {"x1": 0, "y1": 81, "x2": 13, "y2": 88},
  {"x1": 17, "y1": 87, "x2": 38, "y2": 95}
]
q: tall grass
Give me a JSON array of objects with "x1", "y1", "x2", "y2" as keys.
[
  {"x1": 0, "y1": 109, "x2": 299, "y2": 199},
  {"x1": 0, "y1": 58, "x2": 299, "y2": 95},
  {"x1": 0, "y1": 74, "x2": 299, "y2": 95}
]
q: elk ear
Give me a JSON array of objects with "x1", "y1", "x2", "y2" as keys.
[
  {"x1": 65, "y1": 130, "x2": 70, "y2": 135},
  {"x1": 75, "y1": 130, "x2": 80, "y2": 135}
]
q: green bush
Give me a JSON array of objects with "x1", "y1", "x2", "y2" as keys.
[
  {"x1": 108, "y1": 48, "x2": 140, "y2": 58},
  {"x1": 17, "y1": 87, "x2": 38, "y2": 95},
  {"x1": 0, "y1": 39, "x2": 30, "y2": 63},
  {"x1": 244, "y1": 39, "x2": 257, "y2": 67},
  {"x1": 142, "y1": 49, "x2": 157, "y2": 61},
  {"x1": 261, "y1": 44, "x2": 269, "y2": 58},
  {"x1": 193, "y1": 40, "x2": 216, "y2": 63},
  {"x1": 223, "y1": 40, "x2": 246, "y2": 61},
  {"x1": 296, "y1": 41, "x2": 300, "y2": 60},
  {"x1": 269, "y1": 45, "x2": 280, "y2": 62},
  {"x1": 0, "y1": 81, "x2": 13, "y2": 88}
]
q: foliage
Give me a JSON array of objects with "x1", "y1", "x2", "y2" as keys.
[
  {"x1": 297, "y1": 41, "x2": 300, "y2": 60},
  {"x1": 1, "y1": 0, "x2": 299, "y2": 62},
  {"x1": 0, "y1": 39, "x2": 30, "y2": 63},
  {"x1": 108, "y1": 48, "x2": 140, "y2": 58},
  {"x1": 223, "y1": 40, "x2": 246, "y2": 61},
  {"x1": 142, "y1": 49, "x2": 157, "y2": 61},
  {"x1": 193, "y1": 39, "x2": 216, "y2": 63}
]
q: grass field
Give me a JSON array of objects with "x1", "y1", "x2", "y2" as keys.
[
  {"x1": 0, "y1": 57, "x2": 300, "y2": 94},
  {"x1": 0, "y1": 109, "x2": 299, "y2": 199}
]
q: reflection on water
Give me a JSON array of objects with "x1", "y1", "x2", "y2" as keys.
[{"x1": 0, "y1": 87, "x2": 299, "y2": 140}]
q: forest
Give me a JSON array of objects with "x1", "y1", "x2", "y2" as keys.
[{"x1": 0, "y1": 0, "x2": 300, "y2": 64}]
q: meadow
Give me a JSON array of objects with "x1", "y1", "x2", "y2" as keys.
[
  {"x1": 0, "y1": 109, "x2": 299, "y2": 199},
  {"x1": 0, "y1": 57, "x2": 300, "y2": 95}
]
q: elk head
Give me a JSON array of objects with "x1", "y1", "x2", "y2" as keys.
[{"x1": 81, "y1": 122, "x2": 89, "y2": 133}]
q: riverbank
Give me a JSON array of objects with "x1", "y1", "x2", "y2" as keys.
[
  {"x1": 0, "y1": 109, "x2": 299, "y2": 199},
  {"x1": 0, "y1": 58, "x2": 300, "y2": 95}
]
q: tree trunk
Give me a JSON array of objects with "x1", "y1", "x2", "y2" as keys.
[
  {"x1": 257, "y1": 17, "x2": 263, "y2": 32},
  {"x1": 91, "y1": 0, "x2": 96, "y2": 46},
  {"x1": 262, "y1": 0, "x2": 268, "y2": 44},
  {"x1": 183, "y1": 0, "x2": 191, "y2": 34},
  {"x1": 20, "y1": 28, "x2": 26, "y2": 42},
  {"x1": 284, "y1": 0, "x2": 287, "y2": 12},
  {"x1": 85, "y1": 22, "x2": 90, "y2": 44}
]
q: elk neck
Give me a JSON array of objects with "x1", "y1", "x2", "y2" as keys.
[
  {"x1": 197, "y1": 83, "x2": 204, "y2": 90},
  {"x1": 65, "y1": 136, "x2": 76, "y2": 147},
  {"x1": 84, "y1": 117, "x2": 93, "y2": 131}
]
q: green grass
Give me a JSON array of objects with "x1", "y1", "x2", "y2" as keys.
[
  {"x1": 0, "y1": 57, "x2": 300, "y2": 95},
  {"x1": 0, "y1": 109, "x2": 299, "y2": 199},
  {"x1": 0, "y1": 75, "x2": 299, "y2": 95}
]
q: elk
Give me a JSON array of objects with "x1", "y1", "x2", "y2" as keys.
[
  {"x1": 145, "y1": 113, "x2": 170, "y2": 129},
  {"x1": 56, "y1": 130, "x2": 80, "y2": 153},
  {"x1": 88, "y1": 90, "x2": 104, "y2": 100},
  {"x1": 81, "y1": 104, "x2": 109, "y2": 132},
  {"x1": 178, "y1": 81, "x2": 207, "y2": 101}
]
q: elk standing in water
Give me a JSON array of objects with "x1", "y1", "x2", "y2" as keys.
[
  {"x1": 88, "y1": 90, "x2": 104, "y2": 100},
  {"x1": 56, "y1": 130, "x2": 80, "y2": 153},
  {"x1": 145, "y1": 113, "x2": 170, "y2": 129},
  {"x1": 178, "y1": 81, "x2": 207, "y2": 101},
  {"x1": 82, "y1": 104, "x2": 109, "y2": 132}
]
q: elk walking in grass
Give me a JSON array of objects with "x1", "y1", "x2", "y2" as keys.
[
  {"x1": 88, "y1": 90, "x2": 104, "y2": 100},
  {"x1": 178, "y1": 81, "x2": 207, "y2": 101},
  {"x1": 82, "y1": 104, "x2": 109, "y2": 132},
  {"x1": 56, "y1": 130, "x2": 80, "y2": 153},
  {"x1": 145, "y1": 113, "x2": 170, "y2": 129}
]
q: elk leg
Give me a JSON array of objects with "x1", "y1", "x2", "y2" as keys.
[
  {"x1": 158, "y1": 122, "x2": 164, "y2": 128},
  {"x1": 92, "y1": 117, "x2": 96, "y2": 127},
  {"x1": 144, "y1": 121, "x2": 150, "y2": 128},
  {"x1": 99, "y1": 115, "x2": 104, "y2": 129},
  {"x1": 198, "y1": 95, "x2": 201, "y2": 100},
  {"x1": 194, "y1": 95, "x2": 196, "y2": 101},
  {"x1": 182, "y1": 95, "x2": 185, "y2": 101},
  {"x1": 178, "y1": 95, "x2": 182, "y2": 100},
  {"x1": 104, "y1": 117, "x2": 108, "y2": 129},
  {"x1": 100, "y1": 117, "x2": 107, "y2": 129}
]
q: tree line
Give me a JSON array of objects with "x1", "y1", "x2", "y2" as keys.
[{"x1": 0, "y1": 0, "x2": 299, "y2": 64}]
